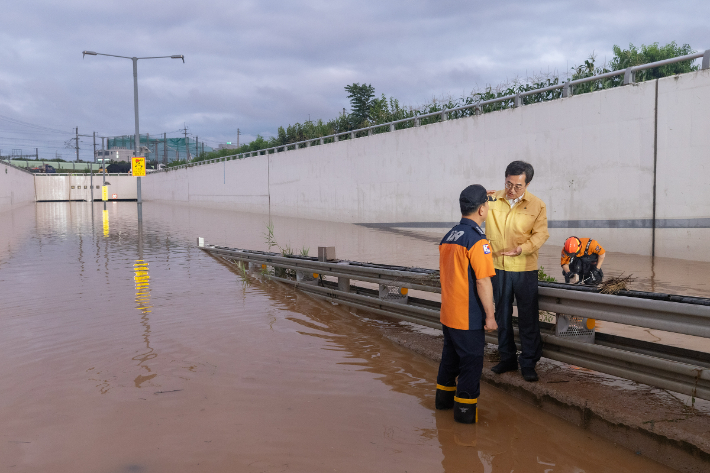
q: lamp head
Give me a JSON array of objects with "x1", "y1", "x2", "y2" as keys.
[
  {"x1": 82, "y1": 51, "x2": 98, "y2": 58},
  {"x1": 171, "y1": 55, "x2": 185, "y2": 63}
]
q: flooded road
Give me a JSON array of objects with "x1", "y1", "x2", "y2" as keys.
[{"x1": 0, "y1": 202, "x2": 680, "y2": 472}]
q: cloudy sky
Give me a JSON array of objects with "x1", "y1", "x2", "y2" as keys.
[{"x1": 0, "y1": 0, "x2": 707, "y2": 160}]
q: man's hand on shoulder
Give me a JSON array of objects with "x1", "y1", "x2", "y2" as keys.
[{"x1": 500, "y1": 246, "x2": 522, "y2": 256}]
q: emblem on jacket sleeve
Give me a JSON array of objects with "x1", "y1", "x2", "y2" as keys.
[
  {"x1": 483, "y1": 244, "x2": 491, "y2": 254},
  {"x1": 446, "y1": 231, "x2": 465, "y2": 242}
]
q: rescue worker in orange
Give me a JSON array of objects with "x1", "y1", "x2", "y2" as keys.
[
  {"x1": 436, "y1": 184, "x2": 498, "y2": 424},
  {"x1": 486, "y1": 161, "x2": 549, "y2": 382},
  {"x1": 561, "y1": 237, "x2": 606, "y2": 285}
]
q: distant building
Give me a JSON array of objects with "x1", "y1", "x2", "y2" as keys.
[{"x1": 95, "y1": 148, "x2": 134, "y2": 163}]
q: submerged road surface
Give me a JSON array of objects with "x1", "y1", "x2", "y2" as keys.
[{"x1": 0, "y1": 202, "x2": 678, "y2": 472}]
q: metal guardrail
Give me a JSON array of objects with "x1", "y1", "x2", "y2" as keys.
[
  {"x1": 199, "y1": 240, "x2": 710, "y2": 402},
  {"x1": 159, "y1": 50, "x2": 710, "y2": 172}
]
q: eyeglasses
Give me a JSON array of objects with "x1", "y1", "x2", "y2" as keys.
[{"x1": 504, "y1": 182, "x2": 525, "y2": 192}]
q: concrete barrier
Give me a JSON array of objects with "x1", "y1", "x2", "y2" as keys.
[
  {"x1": 142, "y1": 70, "x2": 710, "y2": 261},
  {"x1": 0, "y1": 162, "x2": 35, "y2": 214},
  {"x1": 34, "y1": 174, "x2": 138, "y2": 201}
]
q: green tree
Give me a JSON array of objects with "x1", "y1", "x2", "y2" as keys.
[
  {"x1": 610, "y1": 42, "x2": 697, "y2": 81},
  {"x1": 344, "y1": 83, "x2": 376, "y2": 127}
]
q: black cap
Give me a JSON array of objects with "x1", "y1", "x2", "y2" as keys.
[{"x1": 459, "y1": 184, "x2": 488, "y2": 208}]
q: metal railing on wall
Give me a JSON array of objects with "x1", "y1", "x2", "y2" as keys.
[
  {"x1": 158, "y1": 49, "x2": 710, "y2": 172},
  {"x1": 199, "y1": 240, "x2": 710, "y2": 402}
]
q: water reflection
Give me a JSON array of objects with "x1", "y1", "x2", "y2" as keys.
[{"x1": 133, "y1": 259, "x2": 156, "y2": 387}]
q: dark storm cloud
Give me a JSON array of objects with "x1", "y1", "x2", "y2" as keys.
[{"x1": 0, "y1": 0, "x2": 708, "y2": 157}]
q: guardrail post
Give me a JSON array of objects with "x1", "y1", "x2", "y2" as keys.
[
  {"x1": 350, "y1": 131, "x2": 355, "y2": 139},
  {"x1": 338, "y1": 277, "x2": 350, "y2": 293},
  {"x1": 334, "y1": 134, "x2": 339, "y2": 142},
  {"x1": 703, "y1": 49, "x2": 710, "y2": 70},
  {"x1": 389, "y1": 123, "x2": 395, "y2": 132},
  {"x1": 320, "y1": 137, "x2": 324, "y2": 145},
  {"x1": 414, "y1": 117, "x2": 420, "y2": 127},
  {"x1": 623, "y1": 68, "x2": 635, "y2": 85},
  {"x1": 441, "y1": 109, "x2": 447, "y2": 121},
  {"x1": 562, "y1": 83, "x2": 571, "y2": 97},
  {"x1": 474, "y1": 106, "x2": 481, "y2": 115},
  {"x1": 306, "y1": 141, "x2": 311, "y2": 147},
  {"x1": 514, "y1": 94, "x2": 522, "y2": 107}
]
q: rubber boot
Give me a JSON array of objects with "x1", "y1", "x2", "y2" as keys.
[
  {"x1": 453, "y1": 393, "x2": 478, "y2": 424},
  {"x1": 435, "y1": 384, "x2": 456, "y2": 410}
]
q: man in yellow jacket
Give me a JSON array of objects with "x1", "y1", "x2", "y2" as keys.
[{"x1": 485, "y1": 161, "x2": 549, "y2": 382}]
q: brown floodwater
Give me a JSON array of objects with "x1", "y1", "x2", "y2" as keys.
[{"x1": 0, "y1": 202, "x2": 682, "y2": 472}]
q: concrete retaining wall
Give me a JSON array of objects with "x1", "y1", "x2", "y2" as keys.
[
  {"x1": 0, "y1": 162, "x2": 35, "y2": 214},
  {"x1": 142, "y1": 70, "x2": 710, "y2": 261},
  {"x1": 34, "y1": 174, "x2": 138, "y2": 201}
]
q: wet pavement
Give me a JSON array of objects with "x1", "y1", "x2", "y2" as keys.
[{"x1": 0, "y1": 202, "x2": 687, "y2": 472}]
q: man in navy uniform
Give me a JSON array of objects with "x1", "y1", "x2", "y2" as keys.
[{"x1": 435, "y1": 184, "x2": 498, "y2": 423}]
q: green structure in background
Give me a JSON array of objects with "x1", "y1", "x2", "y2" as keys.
[
  {"x1": 6, "y1": 160, "x2": 102, "y2": 172},
  {"x1": 106, "y1": 134, "x2": 212, "y2": 164}
]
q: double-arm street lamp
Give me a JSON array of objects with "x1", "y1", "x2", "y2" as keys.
[{"x1": 82, "y1": 51, "x2": 184, "y2": 206}]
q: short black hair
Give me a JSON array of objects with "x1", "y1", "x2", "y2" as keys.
[
  {"x1": 505, "y1": 161, "x2": 534, "y2": 184},
  {"x1": 459, "y1": 184, "x2": 487, "y2": 215},
  {"x1": 460, "y1": 200, "x2": 483, "y2": 216}
]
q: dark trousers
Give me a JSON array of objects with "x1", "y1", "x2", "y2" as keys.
[
  {"x1": 436, "y1": 326, "x2": 484, "y2": 399},
  {"x1": 491, "y1": 269, "x2": 542, "y2": 368},
  {"x1": 569, "y1": 255, "x2": 598, "y2": 280}
]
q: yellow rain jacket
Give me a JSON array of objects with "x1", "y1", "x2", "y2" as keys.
[{"x1": 485, "y1": 190, "x2": 549, "y2": 272}]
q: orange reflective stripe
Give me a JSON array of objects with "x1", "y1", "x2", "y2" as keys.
[
  {"x1": 436, "y1": 384, "x2": 456, "y2": 391},
  {"x1": 454, "y1": 396, "x2": 478, "y2": 404}
]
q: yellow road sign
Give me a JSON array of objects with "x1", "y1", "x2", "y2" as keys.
[
  {"x1": 101, "y1": 185, "x2": 108, "y2": 201},
  {"x1": 132, "y1": 157, "x2": 146, "y2": 177}
]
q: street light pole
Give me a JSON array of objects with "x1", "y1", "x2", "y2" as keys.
[
  {"x1": 82, "y1": 50, "x2": 184, "y2": 208},
  {"x1": 132, "y1": 57, "x2": 141, "y2": 206}
]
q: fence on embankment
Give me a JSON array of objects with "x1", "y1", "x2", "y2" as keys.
[{"x1": 142, "y1": 63, "x2": 710, "y2": 262}]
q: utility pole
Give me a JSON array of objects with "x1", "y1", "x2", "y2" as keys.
[
  {"x1": 237, "y1": 128, "x2": 240, "y2": 148},
  {"x1": 163, "y1": 133, "x2": 167, "y2": 164},
  {"x1": 183, "y1": 124, "x2": 190, "y2": 162},
  {"x1": 75, "y1": 127, "x2": 80, "y2": 162},
  {"x1": 196, "y1": 135, "x2": 198, "y2": 158}
]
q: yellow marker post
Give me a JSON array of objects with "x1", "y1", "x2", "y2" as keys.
[
  {"x1": 132, "y1": 157, "x2": 146, "y2": 177},
  {"x1": 102, "y1": 209, "x2": 109, "y2": 237},
  {"x1": 101, "y1": 185, "x2": 108, "y2": 201}
]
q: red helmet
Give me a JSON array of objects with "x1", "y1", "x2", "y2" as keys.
[{"x1": 564, "y1": 237, "x2": 581, "y2": 256}]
